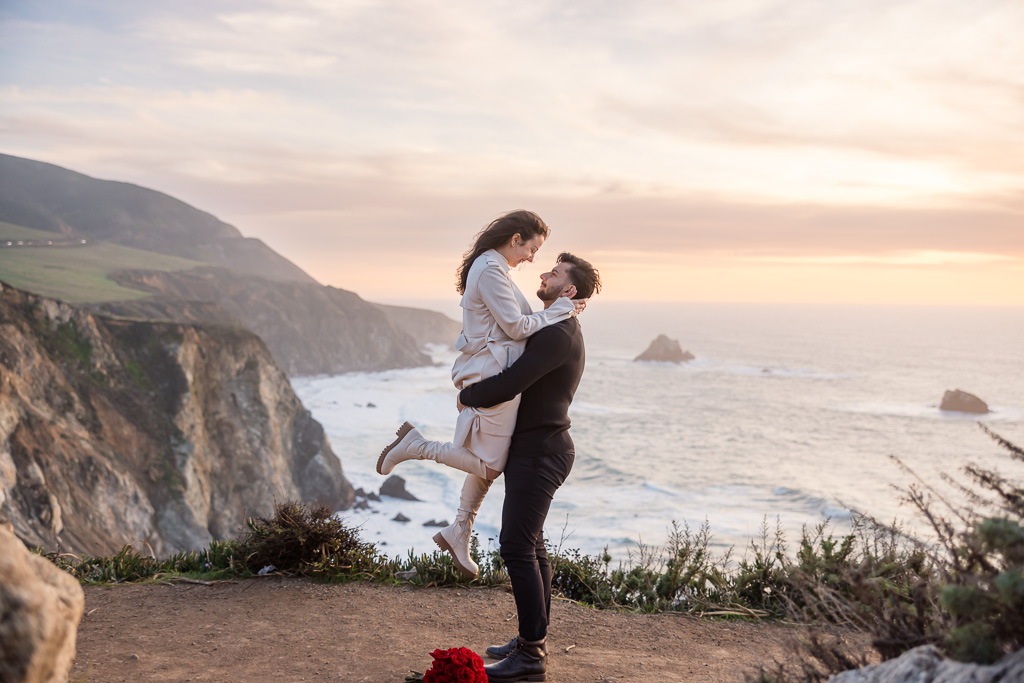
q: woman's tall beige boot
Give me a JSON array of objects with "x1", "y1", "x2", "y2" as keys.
[
  {"x1": 377, "y1": 422, "x2": 489, "y2": 478},
  {"x1": 433, "y1": 474, "x2": 493, "y2": 578}
]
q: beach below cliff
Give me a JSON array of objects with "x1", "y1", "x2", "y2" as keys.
[{"x1": 70, "y1": 578, "x2": 841, "y2": 682}]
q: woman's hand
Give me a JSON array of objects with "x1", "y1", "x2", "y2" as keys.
[{"x1": 558, "y1": 285, "x2": 587, "y2": 314}]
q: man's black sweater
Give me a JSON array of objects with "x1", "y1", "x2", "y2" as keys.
[{"x1": 459, "y1": 317, "x2": 585, "y2": 456}]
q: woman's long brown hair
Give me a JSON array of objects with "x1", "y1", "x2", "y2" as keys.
[{"x1": 455, "y1": 210, "x2": 550, "y2": 294}]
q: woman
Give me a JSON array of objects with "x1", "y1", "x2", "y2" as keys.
[{"x1": 376, "y1": 210, "x2": 583, "y2": 577}]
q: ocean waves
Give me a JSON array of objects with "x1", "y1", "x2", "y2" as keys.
[{"x1": 294, "y1": 302, "x2": 1024, "y2": 562}]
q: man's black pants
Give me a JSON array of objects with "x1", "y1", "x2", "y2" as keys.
[{"x1": 499, "y1": 449, "x2": 574, "y2": 642}]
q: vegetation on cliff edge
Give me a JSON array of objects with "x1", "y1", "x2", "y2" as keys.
[{"x1": 39, "y1": 425, "x2": 1023, "y2": 674}]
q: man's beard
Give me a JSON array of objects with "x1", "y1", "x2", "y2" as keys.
[{"x1": 536, "y1": 286, "x2": 558, "y2": 302}]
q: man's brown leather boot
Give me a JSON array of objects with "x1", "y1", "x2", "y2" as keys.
[
  {"x1": 485, "y1": 635, "x2": 547, "y2": 661},
  {"x1": 483, "y1": 637, "x2": 546, "y2": 682}
]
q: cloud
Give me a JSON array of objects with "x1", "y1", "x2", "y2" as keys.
[
  {"x1": 737, "y1": 251, "x2": 1019, "y2": 267},
  {"x1": 2, "y1": 0, "x2": 1023, "y2": 303},
  {"x1": 152, "y1": 169, "x2": 1024, "y2": 263}
]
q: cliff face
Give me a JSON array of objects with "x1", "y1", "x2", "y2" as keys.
[
  {"x1": 0, "y1": 281, "x2": 354, "y2": 556},
  {"x1": 98, "y1": 268, "x2": 460, "y2": 375}
]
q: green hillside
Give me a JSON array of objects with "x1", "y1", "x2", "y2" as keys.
[
  {"x1": 0, "y1": 153, "x2": 315, "y2": 284},
  {"x1": 0, "y1": 220, "x2": 204, "y2": 303}
]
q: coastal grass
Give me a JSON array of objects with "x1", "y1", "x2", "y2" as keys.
[
  {"x1": 0, "y1": 224, "x2": 203, "y2": 303},
  {"x1": 41, "y1": 540, "x2": 249, "y2": 584},
  {"x1": 40, "y1": 426, "x2": 1023, "y2": 674}
]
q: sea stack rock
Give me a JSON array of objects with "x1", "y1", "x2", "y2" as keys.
[
  {"x1": 0, "y1": 525, "x2": 85, "y2": 683},
  {"x1": 940, "y1": 389, "x2": 990, "y2": 414},
  {"x1": 635, "y1": 334, "x2": 695, "y2": 363},
  {"x1": 380, "y1": 475, "x2": 420, "y2": 501}
]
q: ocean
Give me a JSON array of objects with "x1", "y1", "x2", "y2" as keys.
[{"x1": 292, "y1": 302, "x2": 1024, "y2": 563}]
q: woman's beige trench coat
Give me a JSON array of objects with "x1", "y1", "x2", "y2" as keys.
[{"x1": 451, "y1": 249, "x2": 575, "y2": 470}]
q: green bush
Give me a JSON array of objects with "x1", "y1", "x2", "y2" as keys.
[
  {"x1": 922, "y1": 425, "x2": 1024, "y2": 663},
  {"x1": 748, "y1": 425, "x2": 1024, "y2": 680}
]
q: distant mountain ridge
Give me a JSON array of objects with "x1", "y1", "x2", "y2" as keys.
[
  {"x1": 0, "y1": 153, "x2": 461, "y2": 374},
  {"x1": 98, "y1": 267, "x2": 435, "y2": 374},
  {"x1": 0, "y1": 153, "x2": 314, "y2": 284}
]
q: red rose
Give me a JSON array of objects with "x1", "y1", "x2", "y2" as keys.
[{"x1": 423, "y1": 646, "x2": 485, "y2": 683}]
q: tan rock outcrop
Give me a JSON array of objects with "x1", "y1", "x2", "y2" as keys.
[
  {"x1": 0, "y1": 281, "x2": 354, "y2": 556},
  {"x1": 0, "y1": 525, "x2": 84, "y2": 683}
]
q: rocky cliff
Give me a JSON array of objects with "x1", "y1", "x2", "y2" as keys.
[{"x1": 0, "y1": 281, "x2": 354, "y2": 556}]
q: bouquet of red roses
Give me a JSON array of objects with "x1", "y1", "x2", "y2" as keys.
[{"x1": 409, "y1": 647, "x2": 485, "y2": 683}]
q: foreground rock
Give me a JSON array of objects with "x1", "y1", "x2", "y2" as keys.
[
  {"x1": 828, "y1": 645, "x2": 1024, "y2": 682},
  {"x1": 0, "y1": 524, "x2": 84, "y2": 683},
  {"x1": 0, "y1": 281, "x2": 354, "y2": 556},
  {"x1": 635, "y1": 334, "x2": 695, "y2": 363},
  {"x1": 939, "y1": 389, "x2": 990, "y2": 414}
]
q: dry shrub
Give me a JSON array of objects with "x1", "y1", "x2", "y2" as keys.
[
  {"x1": 238, "y1": 501, "x2": 381, "y2": 579},
  {"x1": 748, "y1": 630, "x2": 873, "y2": 683}
]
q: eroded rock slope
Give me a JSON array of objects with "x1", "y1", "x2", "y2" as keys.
[{"x1": 0, "y1": 281, "x2": 354, "y2": 556}]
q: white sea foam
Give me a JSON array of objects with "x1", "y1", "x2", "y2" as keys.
[
  {"x1": 606, "y1": 356, "x2": 855, "y2": 380},
  {"x1": 835, "y1": 402, "x2": 1023, "y2": 422}
]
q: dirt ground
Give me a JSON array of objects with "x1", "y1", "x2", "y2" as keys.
[{"x1": 71, "y1": 577, "x2": 825, "y2": 682}]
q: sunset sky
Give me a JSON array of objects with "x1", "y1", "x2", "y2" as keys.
[{"x1": 2, "y1": 0, "x2": 1022, "y2": 305}]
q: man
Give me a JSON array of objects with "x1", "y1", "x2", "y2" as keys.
[{"x1": 458, "y1": 252, "x2": 601, "y2": 683}]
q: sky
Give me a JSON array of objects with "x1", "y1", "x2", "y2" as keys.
[{"x1": 1, "y1": 0, "x2": 1022, "y2": 305}]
